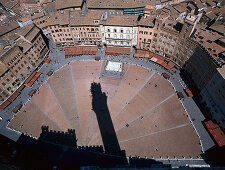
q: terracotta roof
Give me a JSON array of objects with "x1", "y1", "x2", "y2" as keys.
[
  {"x1": 87, "y1": 0, "x2": 156, "y2": 9},
  {"x1": 209, "y1": 23, "x2": 225, "y2": 35},
  {"x1": 17, "y1": 24, "x2": 40, "y2": 42},
  {"x1": 19, "y1": 17, "x2": 30, "y2": 22},
  {"x1": 172, "y1": 2, "x2": 187, "y2": 13},
  {"x1": 55, "y1": 0, "x2": 83, "y2": 10},
  {"x1": 70, "y1": 10, "x2": 104, "y2": 26},
  {"x1": 205, "y1": 11, "x2": 217, "y2": 20},
  {"x1": 0, "y1": 0, "x2": 19, "y2": 9},
  {"x1": 193, "y1": 0, "x2": 205, "y2": 9},
  {"x1": 16, "y1": 39, "x2": 33, "y2": 53},
  {"x1": 40, "y1": 0, "x2": 53, "y2": 4},
  {"x1": 31, "y1": 11, "x2": 45, "y2": 20},
  {"x1": 43, "y1": 1, "x2": 56, "y2": 14},
  {"x1": 138, "y1": 16, "x2": 155, "y2": 27},
  {"x1": 0, "y1": 20, "x2": 20, "y2": 37},
  {"x1": 47, "y1": 10, "x2": 70, "y2": 26},
  {"x1": 0, "y1": 61, "x2": 8, "y2": 76},
  {"x1": 101, "y1": 15, "x2": 138, "y2": 27}
]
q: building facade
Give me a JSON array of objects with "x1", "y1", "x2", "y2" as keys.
[
  {"x1": 137, "y1": 17, "x2": 155, "y2": 50},
  {"x1": 200, "y1": 66, "x2": 225, "y2": 130},
  {"x1": 100, "y1": 15, "x2": 138, "y2": 47},
  {"x1": 0, "y1": 24, "x2": 49, "y2": 105}
]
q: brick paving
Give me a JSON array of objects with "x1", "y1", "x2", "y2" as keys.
[
  {"x1": 6, "y1": 60, "x2": 206, "y2": 159},
  {"x1": 119, "y1": 124, "x2": 202, "y2": 158},
  {"x1": 8, "y1": 101, "x2": 61, "y2": 138},
  {"x1": 70, "y1": 61, "x2": 101, "y2": 143},
  {"x1": 0, "y1": 36, "x2": 215, "y2": 166},
  {"x1": 47, "y1": 65, "x2": 83, "y2": 145},
  {"x1": 32, "y1": 83, "x2": 70, "y2": 131}
]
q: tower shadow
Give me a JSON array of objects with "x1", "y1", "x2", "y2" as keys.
[{"x1": 91, "y1": 82, "x2": 125, "y2": 156}]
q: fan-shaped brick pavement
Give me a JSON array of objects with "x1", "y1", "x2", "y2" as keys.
[{"x1": 8, "y1": 60, "x2": 202, "y2": 158}]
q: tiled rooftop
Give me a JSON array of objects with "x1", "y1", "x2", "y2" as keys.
[
  {"x1": 87, "y1": 0, "x2": 156, "y2": 9},
  {"x1": 101, "y1": 15, "x2": 138, "y2": 27},
  {"x1": 70, "y1": 10, "x2": 104, "y2": 26},
  {"x1": 46, "y1": 10, "x2": 70, "y2": 26},
  {"x1": 55, "y1": 0, "x2": 83, "y2": 10}
]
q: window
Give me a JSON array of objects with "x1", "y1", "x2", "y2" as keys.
[
  {"x1": 107, "y1": 29, "x2": 110, "y2": 32},
  {"x1": 126, "y1": 35, "x2": 130, "y2": 39},
  {"x1": 114, "y1": 29, "x2": 117, "y2": 33},
  {"x1": 114, "y1": 34, "x2": 117, "y2": 38},
  {"x1": 144, "y1": 31, "x2": 148, "y2": 35},
  {"x1": 126, "y1": 30, "x2": 130, "y2": 34},
  {"x1": 108, "y1": 34, "x2": 110, "y2": 38},
  {"x1": 120, "y1": 29, "x2": 123, "y2": 33},
  {"x1": 94, "y1": 20, "x2": 99, "y2": 24},
  {"x1": 2, "y1": 82, "x2": 6, "y2": 86},
  {"x1": 120, "y1": 34, "x2": 123, "y2": 39},
  {"x1": 139, "y1": 31, "x2": 143, "y2": 34}
]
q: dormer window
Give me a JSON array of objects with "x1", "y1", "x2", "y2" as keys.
[{"x1": 94, "y1": 20, "x2": 99, "y2": 24}]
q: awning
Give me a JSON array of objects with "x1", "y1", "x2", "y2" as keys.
[
  {"x1": 26, "y1": 72, "x2": 42, "y2": 87},
  {"x1": 185, "y1": 88, "x2": 194, "y2": 98},
  {"x1": 0, "y1": 100, "x2": 11, "y2": 110},
  {"x1": 17, "y1": 85, "x2": 25, "y2": 93},
  {"x1": 65, "y1": 46, "x2": 98, "y2": 56},
  {"x1": 204, "y1": 121, "x2": 225, "y2": 147},
  {"x1": 25, "y1": 72, "x2": 37, "y2": 84},
  {"x1": 8, "y1": 91, "x2": 20, "y2": 102},
  {"x1": 106, "y1": 47, "x2": 131, "y2": 55}
]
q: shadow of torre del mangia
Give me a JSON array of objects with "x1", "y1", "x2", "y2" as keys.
[{"x1": 91, "y1": 82, "x2": 125, "y2": 156}]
